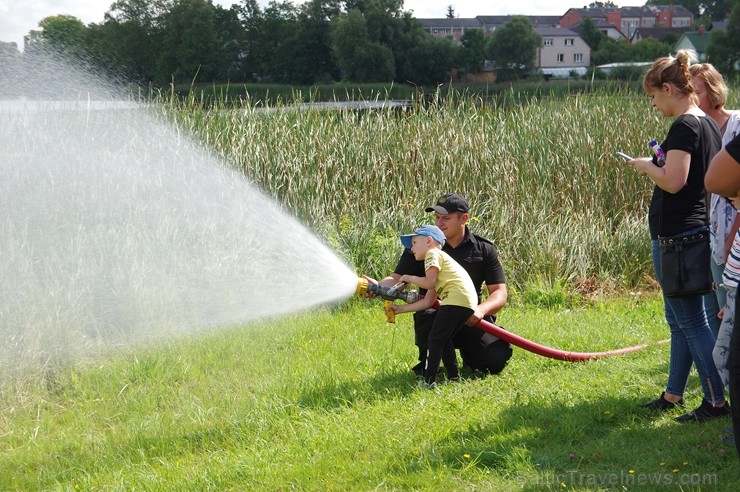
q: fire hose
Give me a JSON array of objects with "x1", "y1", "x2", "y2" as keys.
[{"x1": 355, "y1": 276, "x2": 668, "y2": 362}]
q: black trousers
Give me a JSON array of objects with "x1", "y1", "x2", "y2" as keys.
[
  {"x1": 414, "y1": 309, "x2": 512, "y2": 377},
  {"x1": 424, "y1": 305, "x2": 472, "y2": 384}
]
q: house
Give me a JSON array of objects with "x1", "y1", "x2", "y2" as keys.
[
  {"x1": 536, "y1": 27, "x2": 591, "y2": 77},
  {"x1": 476, "y1": 15, "x2": 560, "y2": 35},
  {"x1": 561, "y1": 7, "x2": 623, "y2": 37},
  {"x1": 656, "y1": 4, "x2": 694, "y2": 28},
  {"x1": 617, "y1": 7, "x2": 657, "y2": 38},
  {"x1": 418, "y1": 15, "x2": 561, "y2": 40},
  {"x1": 710, "y1": 20, "x2": 728, "y2": 32},
  {"x1": 415, "y1": 16, "x2": 590, "y2": 78},
  {"x1": 569, "y1": 18, "x2": 624, "y2": 41},
  {"x1": 561, "y1": 5, "x2": 693, "y2": 41},
  {"x1": 416, "y1": 18, "x2": 485, "y2": 42},
  {"x1": 674, "y1": 26, "x2": 713, "y2": 61},
  {"x1": 630, "y1": 26, "x2": 690, "y2": 44}
]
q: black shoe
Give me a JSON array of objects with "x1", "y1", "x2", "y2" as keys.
[
  {"x1": 675, "y1": 400, "x2": 730, "y2": 423},
  {"x1": 417, "y1": 379, "x2": 437, "y2": 390},
  {"x1": 641, "y1": 392, "x2": 684, "y2": 411},
  {"x1": 722, "y1": 427, "x2": 735, "y2": 446}
]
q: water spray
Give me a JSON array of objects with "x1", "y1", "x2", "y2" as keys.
[
  {"x1": 0, "y1": 50, "x2": 360, "y2": 374},
  {"x1": 356, "y1": 277, "x2": 667, "y2": 362}
]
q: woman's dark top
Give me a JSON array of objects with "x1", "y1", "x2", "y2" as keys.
[{"x1": 648, "y1": 114, "x2": 722, "y2": 239}]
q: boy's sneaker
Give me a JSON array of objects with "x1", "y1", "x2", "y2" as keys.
[
  {"x1": 412, "y1": 363, "x2": 441, "y2": 378},
  {"x1": 417, "y1": 380, "x2": 437, "y2": 390},
  {"x1": 675, "y1": 400, "x2": 730, "y2": 423},
  {"x1": 640, "y1": 392, "x2": 684, "y2": 411}
]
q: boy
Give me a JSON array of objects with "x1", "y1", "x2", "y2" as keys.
[{"x1": 391, "y1": 225, "x2": 478, "y2": 388}]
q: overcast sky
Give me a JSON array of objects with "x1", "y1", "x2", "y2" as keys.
[{"x1": 0, "y1": 0, "x2": 632, "y2": 50}]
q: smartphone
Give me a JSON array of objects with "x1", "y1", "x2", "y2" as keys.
[{"x1": 615, "y1": 151, "x2": 633, "y2": 161}]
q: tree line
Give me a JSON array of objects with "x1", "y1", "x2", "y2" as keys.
[{"x1": 2, "y1": 0, "x2": 739, "y2": 87}]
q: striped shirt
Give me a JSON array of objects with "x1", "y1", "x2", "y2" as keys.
[
  {"x1": 724, "y1": 233, "x2": 740, "y2": 288},
  {"x1": 722, "y1": 134, "x2": 740, "y2": 288}
]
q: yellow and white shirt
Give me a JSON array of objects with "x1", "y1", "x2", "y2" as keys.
[{"x1": 424, "y1": 248, "x2": 477, "y2": 309}]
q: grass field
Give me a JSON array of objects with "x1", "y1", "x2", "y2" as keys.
[{"x1": 1, "y1": 294, "x2": 738, "y2": 491}]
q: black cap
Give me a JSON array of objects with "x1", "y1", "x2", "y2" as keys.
[{"x1": 425, "y1": 193, "x2": 469, "y2": 214}]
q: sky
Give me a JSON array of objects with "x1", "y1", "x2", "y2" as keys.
[{"x1": 0, "y1": 0, "x2": 633, "y2": 50}]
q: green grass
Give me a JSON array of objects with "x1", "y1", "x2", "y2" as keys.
[
  {"x1": 4, "y1": 85, "x2": 739, "y2": 490},
  {"x1": 1, "y1": 294, "x2": 737, "y2": 491}
]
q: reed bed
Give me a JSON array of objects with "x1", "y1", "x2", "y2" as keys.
[{"x1": 159, "y1": 87, "x2": 683, "y2": 294}]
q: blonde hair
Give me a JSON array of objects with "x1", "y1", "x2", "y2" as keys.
[
  {"x1": 643, "y1": 50, "x2": 695, "y2": 97},
  {"x1": 689, "y1": 63, "x2": 728, "y2": 110}
]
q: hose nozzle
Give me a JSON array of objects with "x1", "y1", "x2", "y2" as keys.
[{"x1": 355, "y1": 277, "x2": 419, "y2": 303}]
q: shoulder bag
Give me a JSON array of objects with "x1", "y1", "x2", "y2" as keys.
[
  {"x1": 657, "y1": 115, "x2": 713, "y2": 298},
  {"x1": 658, "y1": 230, "x2": 712, "y2": 297}
]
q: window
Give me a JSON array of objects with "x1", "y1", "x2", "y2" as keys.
[
  {"x1": 574, "y1": 53, "x2": 583, "y2": 63},
  {"x1": 557, "y1": 53, "x2": 564, "y2": 63},
  {"x1": 543, "y1": 38, "x2": 553, "y2": 46},
  {"x1": 565, "y1": 38, "x2": 574, "y2": 46}
]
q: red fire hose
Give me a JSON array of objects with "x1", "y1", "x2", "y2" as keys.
[{"x1": 432, "y1": 299, "x2": 669, "y2": 362}]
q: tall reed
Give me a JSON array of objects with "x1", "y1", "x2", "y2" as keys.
[{"x1": 160, "y1": 86, "x2": 679, "y2": 292}]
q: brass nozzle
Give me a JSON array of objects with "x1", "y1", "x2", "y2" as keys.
[{"x1": 355, "y1": 276, "x2": 369, "y2": 297}]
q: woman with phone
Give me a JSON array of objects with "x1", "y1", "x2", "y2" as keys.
[{"x1": 626, "y1": 50, "x2": 728, "y2": 422}]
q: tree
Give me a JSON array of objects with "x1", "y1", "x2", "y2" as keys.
[
  {"x1": 156, "y1": 0, "x2": 221, "y2": 83},
  {"x1": 287, "y1": 0, "x2": 342, "y2": 84},
  {"x1": 590, "y1": 37, "x2": 631, "y2": 65},
  {"x1": 211, "y1": 5, "x2": 247, "y2": 81},
  {"x1": 446, "y1": 5, "x2": 455, "y2": 18},
  {"x1": 344, "y1": 0, "x2": 403, "y2": 47},
  {"x1": 259, "y1": 1, "x2": 299, "y2": 82},
  {"x1": 487, "y1": 16, "x2": 541, "y2": 81},
  {"x1": 335, "y1": 0, "x2": 428, "y2": 83},
  {"x1": 645, "y1": 0, "x2": 731, "y2": 22},
  {"x1": 353, "y1": 42, "x2": 395, "y2": 82},
  {"x1": 101, "y1": 0, "x2": 173, "y2": 82},
  {"x1": 578, "y1": 17, "x2": 605, "y2": 51},
  {"x1": 402, "y1": 35, "x2": 457, "y2": 84},
  {"x1": 705, "y1": 0, "x2": 733, "y2": 21},
  {"x1": 84, "y1": 19, "x2": 139, "y2": 80},
  {"x1": 391, "y1": 13, "x2": 435, "y2": 83},
  {"x1": 457, "y1": 28, "x2": 486, "y2": 73},
  {"x1": 235, "y1": 0, "x2": 263, "y2": 81},
  {"x1": 331, "y1": 8, "x2": 370, "y2": 80},
  {"x1": 331, "y1": 7, "x2": 397, "y2": 82},
  {"x1": 588, "y1": 1, "x2": 617, "y2": 7},
  {"x1": 630, "y1": 37, "x2": 672, "y2": 62},
  {"x1": 706, "y1": 0, "x2": 740, "y2": 74},
  {"x1": 36, "y1": 15, "x2": 88, "y2": 57}
]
